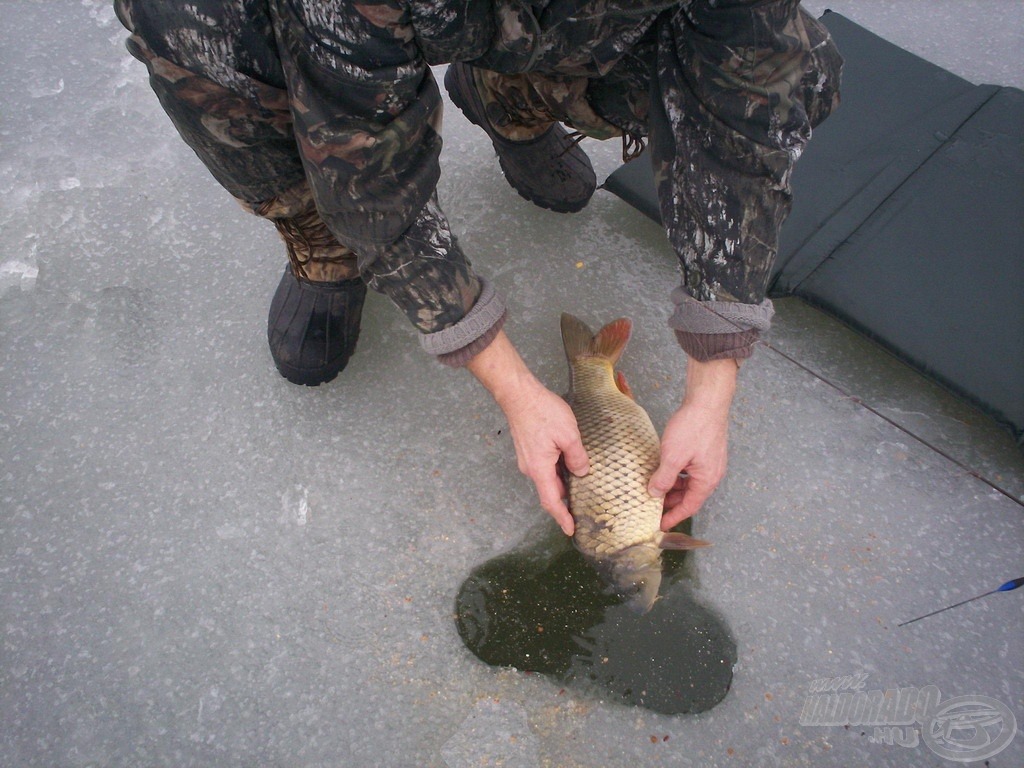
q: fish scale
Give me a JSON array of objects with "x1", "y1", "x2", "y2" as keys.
[
  {"x1": 569, "y1": 358, "x2": 663, "y2": 555},
  {"x1": 560, "y1": 313, "x2": 709, "y2": 613}
]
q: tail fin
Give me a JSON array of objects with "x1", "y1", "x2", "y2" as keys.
[{"x1": 560, "y1": 313, "x2": 632, "y2": 365}]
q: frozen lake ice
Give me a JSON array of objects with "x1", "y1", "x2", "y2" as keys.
[{"x1": 2, "y1": 2, "x2": 1022, "y2": 766}]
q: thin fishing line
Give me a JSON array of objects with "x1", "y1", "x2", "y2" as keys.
[{"x1": 687, "y1": 299, "x2": 1023, "y2": 508}]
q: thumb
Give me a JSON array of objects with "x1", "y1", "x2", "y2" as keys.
[
  {"x1": 647, "y1": 461, "x2": 681, "y2": 499},
  {"x1": 562, "y1": 437, "x2": 590, "y2": 478}
]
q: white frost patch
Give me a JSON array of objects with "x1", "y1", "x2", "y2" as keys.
[
  {"x1": 59, "y1": 177, "x2": 82, "y2": 191},
  {"x1": 29, "y1": 79, "x2": 64, "y2": 98},
  {"x1": 0, "y1": 259, "x2": 39, "y2": 297},
  {"x1": 215, "y1": 523, "x2": 245, "y2": 540},
  {"x1": 82, "y1": 0, "x2": 117, "y2": 27},
  {"x1": 114, "y1": 55, "x2": 149, "y2": 92},
  {"x1": 282, "y1": 485, "x2": 309, "y2": 526}
]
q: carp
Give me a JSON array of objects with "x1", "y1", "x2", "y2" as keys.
[{"x1": 561, "y1": 313, "x2": 709, "y2": 613}]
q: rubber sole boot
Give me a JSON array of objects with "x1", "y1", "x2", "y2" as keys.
[
  {"x1": 444, "y1": 63, "x2": 596, "y2": 213},
  {"x1": 267, "y1": 266, "x2": 367, "y2": 386}
]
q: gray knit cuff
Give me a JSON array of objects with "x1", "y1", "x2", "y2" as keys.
[
  {"x1": 668, "y1": 286, "x2": 775, "y2": 335},
  {"x1": 436, "y1": 312, "x2": 507, "y2": 367},
  {"x1": 420, "y1": 278, "x2": 507, "y2": 358},
  {"x1": 674, "y1": 329, "x2": 760, "y2": 361}
]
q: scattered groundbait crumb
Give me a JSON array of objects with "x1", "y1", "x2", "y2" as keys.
[
  {"x1": 441, "y1": 699, "x2": 539, "y2": 768},
  {"x1": 59, "y1": 177, "x2": 82, "y2": 191}
]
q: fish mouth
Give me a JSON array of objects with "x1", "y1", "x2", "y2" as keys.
[
  {"x1": 593, "y1": 558, "x2": 664, "y2": 615},
  {"x1": 619, "y1": 572, "x2": 663, "y2": 614},
  {"x1": 572, "y1": 538, "x2": 668, "y2": 613}
]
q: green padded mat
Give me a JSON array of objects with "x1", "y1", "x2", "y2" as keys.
[{"x1": 603, "y1": 12, "x2": 1024, "y2": 443}]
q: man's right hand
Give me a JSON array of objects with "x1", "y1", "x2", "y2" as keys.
[{"x1": 466, "y1": 330, "x2": 589, "y2": 535}]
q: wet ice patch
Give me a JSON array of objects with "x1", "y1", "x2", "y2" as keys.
[
  {"x1": 84, "y1": 286, "x2": 159, "y2": 373},
  {"x1": 454, "y1": 524, "x2": 735, "y2": 715}
]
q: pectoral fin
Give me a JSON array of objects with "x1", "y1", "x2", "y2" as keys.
[{"x1": 656, "y1": 531, "x2": 712, "y2": 550}]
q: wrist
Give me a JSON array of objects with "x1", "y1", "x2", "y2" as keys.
[
  {"x1": 683, "y1": 356, "x2": 738, "y2": 411},
  {"x1": 466, "y1": 329, "x2": 541, "y2": 409}
]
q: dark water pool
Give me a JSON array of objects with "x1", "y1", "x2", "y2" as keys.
[{"x1": 455, "y1": 525, "x2": 736, "y2": 715}]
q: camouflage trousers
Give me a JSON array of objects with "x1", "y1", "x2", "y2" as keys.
[{"x1": 114, "y1": 0, "x2": 840, "y2": 354}]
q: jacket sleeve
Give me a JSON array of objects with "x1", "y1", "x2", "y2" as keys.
[
  {"x1": 650, "y1": 1, "x2": 841, "y2": 360},
  {"x1": 273, "y1": 0, "x2": 506, "y2": 360}
]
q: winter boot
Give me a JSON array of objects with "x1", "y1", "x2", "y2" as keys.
[
  {"x1": 257, "y1": 194, "x2": 367, "y2": 386},
  {"x1": 444, "y1": 62, "x2": 597, "y2": 213}
]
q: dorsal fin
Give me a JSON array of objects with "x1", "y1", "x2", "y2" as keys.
[{"x1": 615, "y1": 371, "x2": 635, "y2": 400}]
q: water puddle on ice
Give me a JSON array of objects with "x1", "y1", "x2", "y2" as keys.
[{"x1": 454, "y1": 524, "x2": 735, "y2": 715}]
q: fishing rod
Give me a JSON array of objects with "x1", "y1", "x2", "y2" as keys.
[{"x1": 898, "y1": 577, "x2": 1024, "y2": 627}]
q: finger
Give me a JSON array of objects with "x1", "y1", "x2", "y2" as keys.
[
  {"x1": 660, "y1": 502, "x2": 696, "y2": 531},
  {"x1": 648, "y1": 461, "x2": 686, "y2": 498},
  {"x1": 665, "y1": 473, "x2": 688, "y2": 495},
  {"x1": 660, "y1": 478, "x2": 715, "y2": 530},
  {"x1": 663, "y1": 486, "x2": 688, "y2": 511},
  {"x1": 561, "y1": 435, "x2": 590, "y2": 477},
  {"x1": 535, "y1": 472, "x2": 575, "y2": 536},
  {"x1": 551, "y1": 505, "x2": 575, "y2": 536}
]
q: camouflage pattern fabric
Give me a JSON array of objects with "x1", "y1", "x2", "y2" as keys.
[
  {"x1": 473, "y1": 67, "x2": 626, "y2": 143},
  {"x1": 114, "y1": 0, "x2": 481, "y2": 334},
  {"x1": 651, "y1": 4, "x2": 842, "y2": 311},
  {"x1": 114, "y1": 0, "x2": 841, "y2": 351}
]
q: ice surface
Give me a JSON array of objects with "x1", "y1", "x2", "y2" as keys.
[
  {"x1": 441, "y1": 698, "x2": 540, "y2": 768},
  {"x1": 1, "y1": 2, "x2": 1022, "y2": 767},
  {"x1": 801, "y1": 0, "x2": 1024, "y2": 90}
]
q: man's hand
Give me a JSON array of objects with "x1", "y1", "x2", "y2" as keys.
[
  {"x1": 467, "y1": 330, "x2": 589, "y2": 535},
  {"x1": 648, "y1": 357, "x2": 738, "y2": 530}
]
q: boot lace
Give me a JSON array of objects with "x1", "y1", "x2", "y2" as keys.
[
  {"x1": 621, "y1": 133, "x2": 647, "y2": 163},
  {"x1": 561, "y1": 130, "x2": 647, "y2": 163},
  {"x1": 561, "y1": 130, "x2": 589, "y2": 157},
  {"x1": 257, "y1": 204, "x2": 350, "y2": 282}
]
